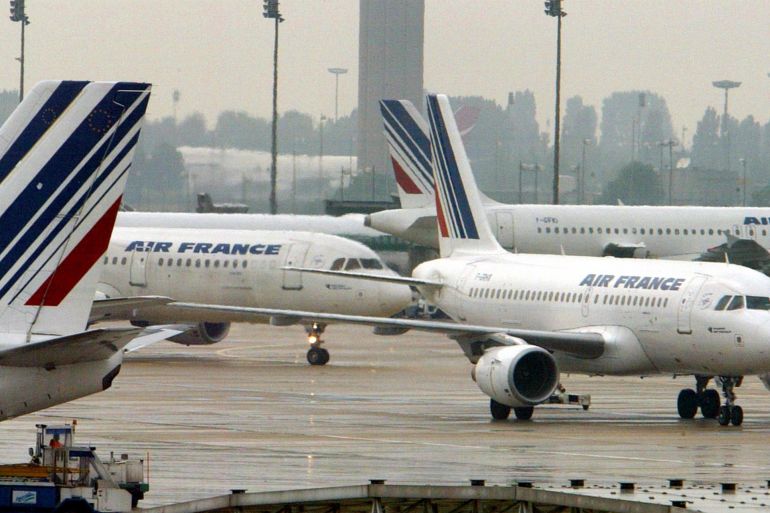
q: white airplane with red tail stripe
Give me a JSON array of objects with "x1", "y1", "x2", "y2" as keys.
[{"x1": 0, "y1": 80, "x2": 178, "y2": 421}]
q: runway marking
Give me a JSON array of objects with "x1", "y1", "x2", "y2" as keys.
[{"x1": 215, "y1": 344, "x2": 295, "y2": 357}]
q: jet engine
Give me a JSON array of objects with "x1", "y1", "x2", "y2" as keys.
[
  {"x1": 472, "y1": 345, "x2": 559, "y2": 407},
  {"x1": 169, "y1": 322, "x2": 231, "y2": 345}
]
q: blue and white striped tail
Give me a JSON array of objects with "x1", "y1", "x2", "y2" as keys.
[
  {"x1": 0, "y1": 80, "x2": 151, "y2": 338},
  {"x1": 426, "y1": 94, "x2": 502, "y2": 257},
  {"x1": 379, "y1": 99, "x2": 434, "y2": 208}
]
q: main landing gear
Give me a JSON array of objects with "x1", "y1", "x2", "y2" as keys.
[
  {"x1": 677, "y1": 375, "x2": 742, "y2": 426},
  {"x1": 489, "y1": 399, "x2": 533, "y2": 421},
  {"x1": 306, "y1": 323, "x2": 330, "y2": 366}
]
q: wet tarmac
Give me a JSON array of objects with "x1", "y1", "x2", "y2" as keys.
[{"x1": 1, "y1": 323, "x2": 770, "y2": 508}]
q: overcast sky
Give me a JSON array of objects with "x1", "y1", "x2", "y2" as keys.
[{"x1": 2, "y1": 1, "x2": 769, "y2": 145}]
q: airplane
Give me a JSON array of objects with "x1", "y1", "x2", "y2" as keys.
[
  {"x1": 96, "y1": 227, "x2": 413, "y2": 365},
  {"x1": 368, "y1": 99, "x2": 770, "y2": 267},
  {"x1": 174, "y1": 94, "x2": 770, "y2": 427},
  {"x1": 114, "y1": 211, "x2": 413, "y2": 273},
  {"x1": 0, "y1": 79, "x2": 181, "y2": 421}
]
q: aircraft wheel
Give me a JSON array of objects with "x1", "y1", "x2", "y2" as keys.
[
  {"x1": 700, "y1": 389, "x2": 720, "y2": 419},
  {"x1": 730, "y1": 405, "x2": 743, "y2": 426},
  {"x1": 513, "y1": 406, "x2": 534, "y2": 420},
  {"x1": 489, "y1": 399, "x2": 511, "y2": 420},
  {"x1": 718, "y1": 405, "x2": 731, "y2": 426},
  {"x1": 307, "y1": 347, "x2": 329, "y2": 366},
  {"x1": 677, "y1": 389, "x2": 698, "y2": 419}
]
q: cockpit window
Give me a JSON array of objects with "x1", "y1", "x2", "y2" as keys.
[
  {"x1": 714, "y1": 295, "x2": 731, "y2": 311},
  {"x1": 345, "y1": 258, "x2": 361, "y2": 271},
  {"x1": 747, "y1": 296, "x2": 770, "y2": 310},
  {"x1": 330, "y1": 258, "x2": 345, "y2": 270},
  {"x1": 727, "y1": 295, "x2": 745, "y2": 311},
  {"x1": 361, "y1": 258, "x2": 383, "y2": 270}
]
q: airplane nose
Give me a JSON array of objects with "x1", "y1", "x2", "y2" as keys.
[{"x1": 379, "y1": 283, "x2": 414, "y2": 316}]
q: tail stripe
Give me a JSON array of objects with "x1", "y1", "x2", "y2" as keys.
[
  {"x1": 427, "y1": 96, "x2": 478, "y2": 240},
  {"x1": 380, "y1": 100, "x2": 433, "y2": 191},
  {"x1": 0, "y1": 89, "x2": 149, "y2": 303},
  {"x1": 0, "y1": 83, "x2": 129, "y2": 254},
  {"x1": 0, "y1": 81, "x2": 89, "y2": 182},
  {"x1": 8, "y1": 132, "x2": 140, "y2": 304}
]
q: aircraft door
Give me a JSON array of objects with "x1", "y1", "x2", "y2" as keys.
[
  {"x1": 455, "y1": 265, "x2": 476, "y2": 321},
  {"x1": 494, "y1": 212, "x2": 514, "y2": 250},
  {"x1": 282, "y1": 242, "x2": 311, "y2": 290},
  {"x1": 129, "y1": 249, "x2": 147, "y2": 287},
  {"x1": 733, "y1": 223, "x2": 757, "y2": 240},
  {"x1": 676, "y1": 275, "x2": 708, "y2": 334},
  {"x1": 581, "y1": 286, "x2": 592, "y2": 317}
]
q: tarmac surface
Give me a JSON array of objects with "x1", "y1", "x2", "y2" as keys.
[{"x1": 2, "y1": 323, "x2": 770, "y2": 508}]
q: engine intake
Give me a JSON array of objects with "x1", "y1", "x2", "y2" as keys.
[
  {"x1": 473, "y1": 345, "x2": 559, "y2": 407},
  {"x1": 169, "y1": 322, "x2": 230, "y2": 345}
]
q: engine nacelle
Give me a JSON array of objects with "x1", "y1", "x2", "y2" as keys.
[
  {"x1": 472, "y1": 345, "x2": 559, "y2": 407},
  {"x1": 169, "y1": 322, "x2": 230, "y2": 345}
]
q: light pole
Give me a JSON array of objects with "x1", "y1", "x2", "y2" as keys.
[
  {"x1": 545, "y1": 0, "x2": 566, "y2": 205},
  {"x1": 263, "y1": 0, "x2": 285, "y2": 215},
  {"x1": 739, "y1": 158, "x2": 747, "y2": 206},
  {"x1": 327, "y1": 68, "x2": 348, "y2": 123},
  {"x1": 319, "y1": 115, "x2": 326, "y2": 185},
  {"x1": 712, "y1": 80, "x2": 741, "y2": 175},
  {"x1": 10, "y1": 0, "x2": 29, "y2": 102},
  {"x1": 580, "y1": 138, "x2": 591, "y2": 204}
]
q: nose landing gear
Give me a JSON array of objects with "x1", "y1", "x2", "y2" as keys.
[{"x1": 306, "y1": 323, "x2": 330, "y2": 366}]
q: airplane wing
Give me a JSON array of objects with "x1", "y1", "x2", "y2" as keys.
[
  {"x1": 169, "y1": 303, "x2": 604, "y2": 359},
  {"x1": 697, "y1": 234, "x2": 770, "y2": 271},
  {"x1": 90, "y1": 296, "x2": 174, "y2": 323},
  {"x1": 281, "y1": 267, "x2": 442, "y2": 287}
]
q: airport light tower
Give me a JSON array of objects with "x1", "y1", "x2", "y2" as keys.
[
  {"x1": 544, "y1": 0, "x2": 566, "y2": 205},
  {"x1": 712, "y1": 80, "x2": 741, "y2": 175},
  {"x1": 328, "y1": 68, "x2": 348, "y2": 123},
  {"x1": 9, "y1": 0, "x2": 29, "y2": 102},
  {"x1": 264, "y1": 0, "x2": 285, "y2": 215}
]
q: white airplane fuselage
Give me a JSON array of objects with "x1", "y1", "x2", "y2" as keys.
[
  {"x1": 99, "y1": 228, "x2": 412, "y2": 325},
  {"x1": 370, "y1": 204, "x2": 770, "y2": 259},
  {"x1": 414, "y1": 253, "x2": 770, "y2": 377}
]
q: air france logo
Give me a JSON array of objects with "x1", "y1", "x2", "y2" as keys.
[
  {"x1": 580, "y1": 273, "x2": 685, "y2": 291},
  {"x1": 125, "y1": 241, "x2": 281, "y2": 255},
  {"x1": 744, "y1": 217, "x2": 770, "y2": 225}
]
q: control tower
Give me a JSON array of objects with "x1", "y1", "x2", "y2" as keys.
[{"x1": 357, "y1": 0, "x2": 424, "y2": 189}]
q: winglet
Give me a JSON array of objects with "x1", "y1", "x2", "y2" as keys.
[{"x1": 426, "y1": 94, "x2": 503, "y2": 257}]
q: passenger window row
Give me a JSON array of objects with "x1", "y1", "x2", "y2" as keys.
[
  {"x1": 468, "y1": 287, "x2": 668, "y2": 308},
  {"x1": 103, "y1": 256, "x2": 248, "y2": 269},
  {"x1": 536, "y1": 226, "x2": 764, "y2": 237}
]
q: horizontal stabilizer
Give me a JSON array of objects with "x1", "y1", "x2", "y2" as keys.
[
  {"x1": 90, "y1": 296, "x2": 174, "y2": 323},
  {"x1": 0, "y1": 328, "x2": 142, "y2": 367},
  {"x1": 168, "y1": 303, "x2": 604, "y2": 359},
  {"x1": 122, "y1": 325, "x2": 189, "y2": 353},
  {"x1": 281, "y1": 267, "x2": 443, "y2": 287}
]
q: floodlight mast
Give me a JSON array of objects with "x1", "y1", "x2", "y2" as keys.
[
  {"x1": 263, "y1": 0, "x2": 285, "y2": 215},
  {"x1": 544, "y1": 0, "x2": 566, "y2": 205},
  {"x1": 712, "y1": 80, "x2": 741, "y2": 175},
  {"x1": 9, "y1": 0, "x2": 29, "y2": 102}
]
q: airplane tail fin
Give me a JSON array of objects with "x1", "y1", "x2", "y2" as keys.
[
  {"x1": 426, "y1": 94, "x2": 504, "y2": 258},
  {"x1": 380, "y1": 99, "x2": 434, "y2": 208},
  {"x1": 0, "y1": 80, "x2": 151, "y2": 338}
]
